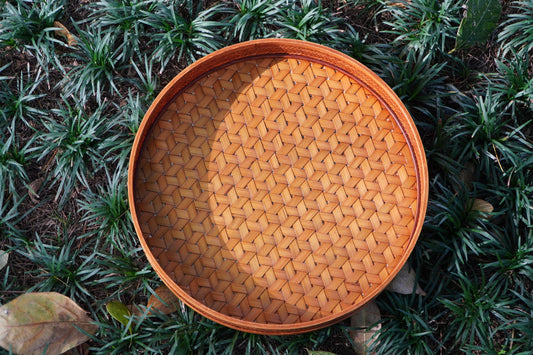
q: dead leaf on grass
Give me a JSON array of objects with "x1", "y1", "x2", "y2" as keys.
[
  {"x1": 386, "y1": 264, "x2": 427, "y2": 296},
  {"x1": 53, "y1": 21, "x2": 77, "y2": 47},
  {"x1": 390, "y1": 0, "x2": 412, "y2": 8},
  {"x1": 459, "y1": 161, "x2": 476, "y2": 189},
  {"x1": 0, "y1": 292, "x2": 98, "y2": 355},
  {"x1": 350, "y1": 301, "x2": 381, "y2": 355},
  {"x1": 471, "y1": 198, "x2": 494, "y2": 219},
  {"x1": 28, "y1": 178, "x2": 44, "y2": 203},
  {"x1": 126, "y1": 304, "x2": 143, "y2": 317},
  {"x1": 147, "y1": 285, "x2": 180, "y2": 315},
  {"x1": 62, "y1": 343, "x2": 90, "y2": 355}
]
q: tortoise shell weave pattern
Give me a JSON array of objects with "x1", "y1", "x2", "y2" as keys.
[{"x1": 130, "y1": 39, "x2": 427, "y2": 335}]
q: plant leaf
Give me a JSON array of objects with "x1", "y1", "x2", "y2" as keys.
[
  {"x1": 147, "y1": 285, "x2": 180, "y2": 315},
  {"x1": 386, "y1": 264, "x2": 427, "y2": 296},
  {"x1": 306, "y1": 351, "x2": 339, "y2": 355},
  {"x1": 28, "y1": 178, "x2": 44, "y2": 203},
  {"x1": 454, "y1": 0, "x2": 501, "y2": 51},
  {"x1": 61, "y1": 342, "x2": 90, "y2": 355},
  {"x1": 0, "y1": 250, "x2": 8, "y2": 271},
  {"x1": 472, "y1": 198, "x2": 494, "y2": 214},
  {"x1": 350, "y1": 301, "x2": 381, "y2": 355},
  {"x1": 106, "y1": 301, "x2": 131, "y2": 329},
  {"x1": 0, "y1": 292, "x2": 98, "y2": 355},
  {"x1": 53, "y1": 21, "x2": 77, "y2": 47}
]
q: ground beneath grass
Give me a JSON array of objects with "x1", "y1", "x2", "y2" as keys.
[{"x1": 1, "y1": 0, "x2": 532, "y2": 354}]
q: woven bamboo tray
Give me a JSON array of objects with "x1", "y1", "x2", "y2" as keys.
[{"x1": 128, "y1": 39, "x2": 428, "y2": 335}]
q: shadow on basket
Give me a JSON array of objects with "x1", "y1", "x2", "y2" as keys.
[{"x1": 129, "y1": 39, "x2": 428, "y2": 334}]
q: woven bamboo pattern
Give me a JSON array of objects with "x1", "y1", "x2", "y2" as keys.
[{"x1": 129, "y1": 39, "x2": 427, "y2": 335}]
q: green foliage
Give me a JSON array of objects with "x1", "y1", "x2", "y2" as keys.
[
  {"x1": 0, "y1": 67, "x2": 46, "y2": 128},
  {"x1": 490, "y1": 53, "x2": 533, "y2": 117},
  {"x1": 0, "y1": 183, "x2": 24, "y2": 244},
  {"x1": 62, "y1": 27, "x2": 126, "y2": 104},
  {"x1": 131, "y1": 56, "x2": 159, "y2": 102},
  {"x1": 0, "y1": 127, "x2": 31, "y2": 199},
  {"x1": 78, "y1": 167, "x2": 136, "y2": 253},
  {"x1": 35, "y1": 100, "x2": 112, "y2": 206},
  {"x1": 20, "y1": 233, "x2": 99, "y2": 304},
  {"x1": 142, "y1": 0, "x2": 226, "y2": 67},
  {"x1": 439, "y1": 272, "x2": 514, "y2": 351},
  {"x1": 276, "y1": 0, "x2": 343, "y2": 43},
  {"x1": 375, "y1": 50, "x2": 452, "y2": 121},
  {"x1": 450, "y1": 87, "x2": 532, "y2": 183},
  {"x1": 89, "y1": 0, "x2": 156, "y2": 61},
  {"x1": 0, "y1": 0, "x2": 532, "y2": 353},
  {"x1": 0, "y1": 0, "x2": 66, "y2": 77},
  {"x1": 498, "y1": 0, "x2": 533, "y2": 57},
  {"x1": 501, "y1": 289, "x2": 533, "y2": 352},
  {"x1": 382, "y1": 0, "x2": 462, "y2": 56},
  {"x1": 226, "y1": 0, "x2": 284, "y2": 41},
  {"x1": 0, "y1": 0, "x2": 65, "y2": 52},
  {"x1": 454, "y1": 0, "x2": 502, "y2": 51},
  {"x1": 92, "y1": 295, "x2": 337, "y2": 355},
  {"x1": 370, "y1": 296, "x2": 438, "y2": 354},
  {"x1": 106, "y1": 300, "x2": 133, "y2": 331}
]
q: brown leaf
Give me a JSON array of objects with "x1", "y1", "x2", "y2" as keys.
[
  {"x1": 386, "y1": 264, "x2": 426, "y2": 296},
  {"x1": 0, "y1": 292, "x2": 98, "y2": 355},
  {"x1": 127, "y1": 304, "x2": 143, "y2": 317},
  {"x1": 28, "y1": 178, "x2": 44, "y2": 203},
  {"x1": 53, "y1": 21, "x2": 77, "y2": 47},
  {"x1": 62, "y1": 343, "x2": 89, "y2": 355},
  {"x1": 350, "y1": 301, "x2": 381, "y2": 355},
  {"x1": 471, "y1": 198, "x2": 494, "y2": 219},
  {"x1": 147, "y1": 285, "x2": 180, "y2": 315},
  {"x1": 390, "y1": 0, "x2": 412, "y2": 8},
  {"x1": 459, "y1": 161, "x2": 476, "y2": 189}
]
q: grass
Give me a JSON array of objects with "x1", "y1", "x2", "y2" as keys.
[{"x1": 0, "y1": 0, "x2": 532, "y2": 354}]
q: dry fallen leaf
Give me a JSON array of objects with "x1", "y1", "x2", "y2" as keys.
[
  {"x1": 53, "y1": 21, "x2": 77, "y2": 47},
  {"x1": 62, "y1": 343, "x2": 90, "y2": 355},
  {"x1": 28, "y1": 178, "x2": 44, "y2": 203},
  {"x1": 386, "y1": 264, "x2": 427, "y2": 296},
  {"x1": 390, "y1": 0, "x2": 412, "y2": 8},
  {"x1": 350, "y1": 301, "x2": 381, "y2": 355},
  {"x1": 471, "y1": 198, "x2": 494, "y2": 219},
  {"x1": 147, "y1": 285, "x2": 180, "y2": 315},
  {"x1": 459, "y1": 162, "x2": 476, "y2": 189},
  {"x1": 0, "y1": 292, "x2": 98, "y2": 355},
  {"x1": 127, "y1": 304, "x2": 144, "y2": 317}
]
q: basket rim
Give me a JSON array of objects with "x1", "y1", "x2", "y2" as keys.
[{"x1": 128, "y1": 38, "x2": 429, "y2": 334}]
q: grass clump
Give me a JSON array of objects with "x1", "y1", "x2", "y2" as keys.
[
  {"x1": 142, "y1": 0, "x2": 227, "y2": 68},
  {"x1": 0, "y1": 0, "x2": 65, "y2": 53},
  {"x1": 498, "y1": 0, "x2": 533, "y2": 57},
  {"x1": 35, "y1": 99, "x2": 111, "y2": 205},
  {"x1": 0, "y1": 0, "x2": 531, "y2": 354},
  {"x1": 382, "y1": 0, "x2": 461, "y2": 56},
  {"x1": 62, "y1": 27, "x2": 126, "y2": 103},
  {"x1": 276, "y1": 0, "x2": 343, "y2": 43},
  {"x1": 226, "y1": 0, "x2": 284, "y2": 41}
]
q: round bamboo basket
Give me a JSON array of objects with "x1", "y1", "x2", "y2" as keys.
[{"x1": 128, "y1": 39, "x2": 428, "y2": 335}]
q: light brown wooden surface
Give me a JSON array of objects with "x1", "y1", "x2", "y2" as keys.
[{"x1": 129, "y1": 39, "x2": 428, "y2": 334}]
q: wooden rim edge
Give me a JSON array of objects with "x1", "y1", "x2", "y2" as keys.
[{"x1": 128, "y1": 39, "x2": 429, "y2": 335}]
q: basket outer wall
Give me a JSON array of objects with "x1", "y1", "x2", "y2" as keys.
[{"x1": 128, "y1": 39, "x2": 429, "y2": 334}]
